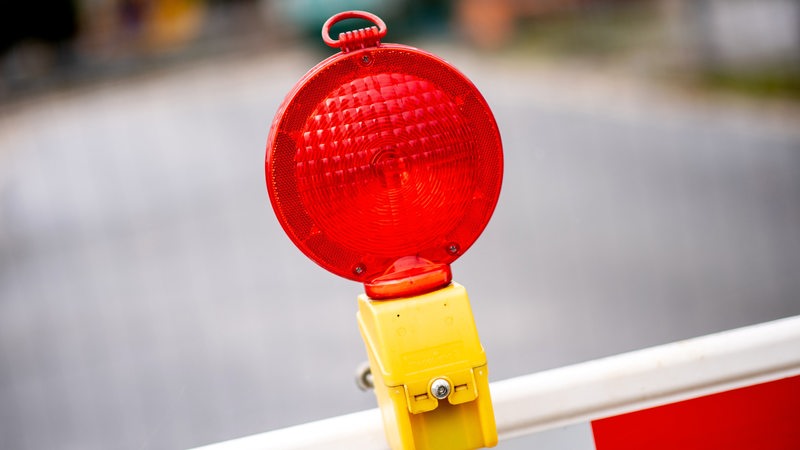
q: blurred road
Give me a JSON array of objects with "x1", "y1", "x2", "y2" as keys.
[{"x1": 1, "y1": 44, "x2": 799, "y2": 449}]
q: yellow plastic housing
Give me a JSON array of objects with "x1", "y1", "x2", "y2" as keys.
[{"x1": 357, "y1": 282, "x2": 497, "y2": 449}]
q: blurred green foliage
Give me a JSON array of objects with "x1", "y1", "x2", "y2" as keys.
[
  {"x1": 512, "y1": 3, "x2": 659, "y2": 59},
  {"x1": 697, "y1": 67, "x2": 800, "y2": 100}
]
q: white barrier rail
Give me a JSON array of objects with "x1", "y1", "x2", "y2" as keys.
[{"x1": 192, "y1": 315, "x2": 800, "y2": 450}]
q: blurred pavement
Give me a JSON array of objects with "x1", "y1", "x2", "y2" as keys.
[{"x1": 1, "y1": 44, "x2": 799, "y2": 449}]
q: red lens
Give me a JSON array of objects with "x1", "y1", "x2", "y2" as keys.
[{"x1": 266, "y1": 45, "x2": 502, "y2": 292}]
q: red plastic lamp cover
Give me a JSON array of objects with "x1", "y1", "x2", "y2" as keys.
[{"x1": 265, "y1": 11, "x2": 503, "y2": 299}]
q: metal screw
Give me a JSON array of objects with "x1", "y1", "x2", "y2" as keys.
[
  {"x1": 430, "y1": 378, "x2": 451, "y2": 400},
  {"x1": 355, "y1": 362, "x2": 373, "y2": 391},
  {"x1": 446, "y1": 243, "x2": 459, "y2": 254},
  {"x1": 353, "y1": 264, "x2": 365, "y2": 275}
]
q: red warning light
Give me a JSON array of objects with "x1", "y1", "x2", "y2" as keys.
[{"x1": 266, "y1": 11, "x2": 503, "y2": 299}]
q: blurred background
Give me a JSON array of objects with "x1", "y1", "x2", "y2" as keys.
[{"x1": 1, "y1": 0, "x2": 799, "y2": 449}]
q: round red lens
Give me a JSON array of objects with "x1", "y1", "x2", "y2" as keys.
[{"x1": 266, "y1": 44, "x2": 502, "y2": 295}]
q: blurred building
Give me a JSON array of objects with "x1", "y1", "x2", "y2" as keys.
[
  {"x1": 3, "y1": 0, "x2": 800, "y2": 91},
  {"x1": 664, "y1": 0, "x2": 800, "y2": 70},
  {"x1": 78, "y1": 0, "x2": 207, "y2": 57}
]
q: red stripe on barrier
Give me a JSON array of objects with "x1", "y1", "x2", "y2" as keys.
[{"x1": 591, "y1": 374, "x2": 800, "y2": 450}]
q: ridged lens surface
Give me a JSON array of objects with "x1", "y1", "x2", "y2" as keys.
[
  {"x1": 298, "y1": 72, "x2": 473, "y2": 256},
  {"x1": 266, "y1": 45, "x2": 502, "y2": 282}
]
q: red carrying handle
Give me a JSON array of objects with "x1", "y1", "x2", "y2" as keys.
[{"x1": 322, "y1": 10, "x2": 387, "y2": 49}]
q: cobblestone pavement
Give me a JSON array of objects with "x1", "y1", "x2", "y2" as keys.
[{"x1": 1, "y1": 45, "x2": 799, "y2": 449}]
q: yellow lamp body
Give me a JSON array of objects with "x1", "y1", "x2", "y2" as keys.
[{"x1": 357, "y1": 282, "x2": 497, "y2": 449}]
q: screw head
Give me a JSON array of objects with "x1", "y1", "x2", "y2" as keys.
[
  {"x1": 446, "y1": 243, "x2": 460, "y2": 255},
  {"x1": 353, "y1": 263, "x2": 366, "y2": 275},
  {"x1": 355, "y1": 362, "x2": 373, "y2": 391},
  {"x1": 430, "y1": 378, "x2": 451, "y2": 400}
]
